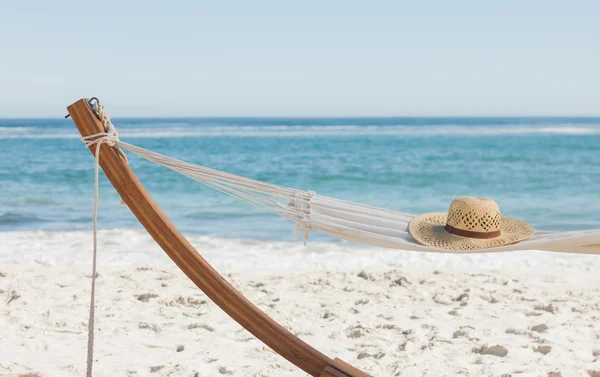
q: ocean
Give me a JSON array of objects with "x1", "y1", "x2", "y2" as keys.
[{"x1": 1, "y1": 117, "x2": 599, "y2": 248}]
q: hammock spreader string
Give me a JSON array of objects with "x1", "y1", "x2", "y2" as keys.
[
  {"x1": 114, "y1": 141, "x2": 418, "y2": 245},
  {"x1": 111, "y1": 143, "x2": 318, "y2": 243},
  {"x1": 116, "y1": 142, "x2": 445, "y2": 251},
  {"x1": 115, "y1": 142, "x2": 411, "y2": 239},
  {"x1": 112, "y1": 139, "x2": 600, "y2": 254},
  {"x1": 116, "y1": 140, "x2": 319, "y2": 240}
]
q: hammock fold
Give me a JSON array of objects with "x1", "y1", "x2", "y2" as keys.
[{"x1": 116, "y1": 141, "x2": 600, "y2": 254}]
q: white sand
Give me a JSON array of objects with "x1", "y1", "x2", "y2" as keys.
[{"x1": 1, "y1": 230, "x2": 600, "y2": 376}]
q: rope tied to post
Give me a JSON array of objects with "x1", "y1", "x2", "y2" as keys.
[
  {"x1": 79, "y1": 98, "x2": 126, "y2": 377},
  {"x1": 81, "y1": 99, "x2": 121, "y2": 148}
]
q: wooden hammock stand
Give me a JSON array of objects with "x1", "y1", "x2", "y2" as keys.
[{"x1": 68, "y1": 98, "x2": 371, "y2": 377}]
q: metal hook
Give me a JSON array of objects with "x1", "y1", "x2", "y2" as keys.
[
  {"x1": 64, "y1": 97, "x2": 100, "y2": 119},
  {"x1": 87, "y1": 97, "x2": 101, "y2": 119},
  {"x1": 88, "y1": 97, "x2": 99, "y2": 107}
]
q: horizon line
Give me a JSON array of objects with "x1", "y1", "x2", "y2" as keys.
[{"x1": 2, "y1": 114, "x2": 600, "y2": 121}]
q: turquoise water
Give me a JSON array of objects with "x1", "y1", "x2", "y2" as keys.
[{"x1": 1, "y1": 117, "x2": 599, "y2": 241}]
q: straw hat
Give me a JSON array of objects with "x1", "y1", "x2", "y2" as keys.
[{"x1": 409, "y1": 196, "x2": 535, "y2": 251}]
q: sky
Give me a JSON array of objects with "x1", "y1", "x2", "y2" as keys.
[{"x1": 0, "y1": 1, "x2": 599, "y2": 117}]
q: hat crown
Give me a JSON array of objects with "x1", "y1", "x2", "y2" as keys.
[{"x1": 445, "y1": 196, "x2": 501, "y2": 233}]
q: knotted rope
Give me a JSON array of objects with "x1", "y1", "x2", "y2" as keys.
[
  {"x1": 291, "y1": 190, "x2": 316, "y2": 245},
  {"x1": 80, "y1": 99, "x2": 123, "y2": 377}
]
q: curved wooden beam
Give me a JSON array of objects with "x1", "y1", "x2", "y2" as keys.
[{"x1": 67, "y1": 99, "x2": 370, "y2": 377}]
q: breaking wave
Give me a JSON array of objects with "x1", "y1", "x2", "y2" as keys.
[{"x1": 1, "y1": 124, "x2": 599, "y2": 139}]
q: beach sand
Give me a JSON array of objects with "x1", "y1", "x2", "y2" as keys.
[{"x1": 1, "y1": 231, "x2": 600, "y2": 377}]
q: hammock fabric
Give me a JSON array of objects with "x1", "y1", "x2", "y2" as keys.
[{"x1": 114, "y1": 141, "x2": 600, "y2": 255}]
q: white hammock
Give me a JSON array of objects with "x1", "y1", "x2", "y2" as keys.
[{"x1": 114, "y1": 141, "x2": 600, "y2": 254}]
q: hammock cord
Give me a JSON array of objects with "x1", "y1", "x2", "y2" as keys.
[{"x1": 115, "y1": 141, "x2": 600, "y2": 254}]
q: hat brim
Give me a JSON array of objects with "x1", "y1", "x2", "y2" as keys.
[{"x1": 409, "y1": 212, "x2": 535, "y2": 251}]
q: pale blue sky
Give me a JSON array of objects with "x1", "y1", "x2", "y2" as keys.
[{"x1": 1, "y1": 1, "x2": 599, "y2": 117}]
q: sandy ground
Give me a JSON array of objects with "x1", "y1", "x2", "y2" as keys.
[{"x1": 1, "y1": 262, "x2": 599, "y2": 377}]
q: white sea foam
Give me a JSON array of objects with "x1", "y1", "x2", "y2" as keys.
[
  {"x1": 0, "y1": 126, "x2": 35, "y2": 132},
  {"x1": 1, "y1": 124, "x2": 600, "y2": 139},
  {"x1": 2, "y1": 229, "x2": 598, "y2": 273}
]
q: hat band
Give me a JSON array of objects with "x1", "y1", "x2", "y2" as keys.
[{"x1": 444, "y1": 224, "x2": 501, "y2": 239}]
